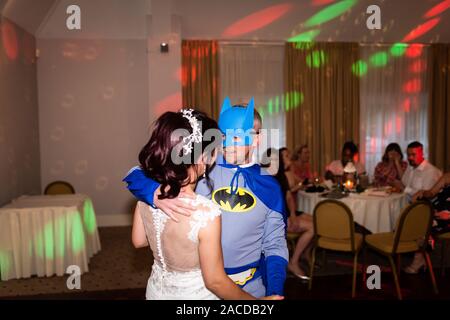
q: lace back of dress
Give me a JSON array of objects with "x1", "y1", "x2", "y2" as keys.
[
  {"x1": 137, "y1": 198, "x2": 222, "y2": 299},
  {"x1": 151, "y1": 209, "x2": 168, "y2": 295}
]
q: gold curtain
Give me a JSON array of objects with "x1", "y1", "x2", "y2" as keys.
[
  {"x1": 182, "y1": 40, "x2": 220, "y2": 120},
  {"x1": 428, "y1": 44, "x2": 450, "y2": 172},
  {"x1": 284, "y1": 42, "x2": 360, "y2": 175}
]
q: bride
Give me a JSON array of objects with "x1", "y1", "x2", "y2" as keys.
[{"x1": 129, "y1": 109, "x2": 282, "y2": 300}]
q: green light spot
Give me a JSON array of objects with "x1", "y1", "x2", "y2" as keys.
[
  {"x1": 71, "y1": 212, "x2": 85, "y2": 254},
  {"x1": 369, "y1": 51, "x2": 388, "y2": 67},
  {"x1": 44, "y1": 222, "x2": 54, "y2": 260},
  {"x1": 294, "y1": 42, "x2": 314, "y2": 51},
  {"x1": 35, "y1": 229, "x2": 44, "y2": 258},
  {"x1": 268, "y1": 99, "x2": 273, "y2": 115},
  {"x1": 306, "y1": 50, "x2": 326, "y2": 68},
  {"x1": 83, "y1": 199, "x2": 97, "y2": 235},
  {"x1": 304, "y1": 0, "x2": 357, "y2": 28},
  {"x1": 288, "y1": 29, "x2": 321, "y2": 43},
  {"x1": 352, "y1": 60, "x2": 368, "y2": 77},
  {"x1": 285, "y1": 93, "x2": 290, "y2": 111},
  {"x1": 55, "y1": 217, "x2": 66, "y2": 258},
  {"x1": 0, "y1": 250, "x2": 11, "y2": 276},
  {"x1": 275, "y1": 96, "x2": 280, "y2": 113},
  {"x1": 390, "y1": 43, "x2": 408, "y2": 57},
  {"x1": 284, "y1": 91, "x2": 304, "y2": 111},
  {"x1": 292, "y1": 92, "x2": 304, "y2": 109}
]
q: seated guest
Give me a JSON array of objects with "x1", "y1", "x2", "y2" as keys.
[
  {"x1": 291, "y1": 145, "x2": 312, "y2": 184},
  {"x1": 281, "y1": 147, "x2": 306, "y2": 194},
  {"x1": 404, "y1": 173, "x2": 450, "y2": 273},
  {"x1": 391, "y1": 141, "x2": 442, "y2": 199},
  {"x1": 325, "y1": 141, "x2": 366, "y2": 182},
  {"x1": 263, "y1": 148, "x2": 314, "y2": 280},
  {"x1": 373, "y1": 143, "x2": 408, "y2": 187}
]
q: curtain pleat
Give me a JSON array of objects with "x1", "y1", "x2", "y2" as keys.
[
  {"x1": 428, "y1": 44, "x2": 450, "y2": 172},
  {"x1": 285, "y1": 42, "x2": 360, "y2": 175},
  {"x1": 181, "y1": 40, "x2": 220, "y2": 120}
]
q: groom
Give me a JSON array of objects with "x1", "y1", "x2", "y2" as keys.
[{"x1": 124, "y1": 98, "x2": 288, "y2": 298}]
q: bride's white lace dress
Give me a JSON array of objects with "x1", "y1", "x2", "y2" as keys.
[{"x1": 137, "y1": 194, "x2": 222, "y2": 300}]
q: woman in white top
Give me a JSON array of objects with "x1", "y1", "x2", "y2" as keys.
[{"x1": 130, "y1": 109, "x2": 282, "y2": 300}]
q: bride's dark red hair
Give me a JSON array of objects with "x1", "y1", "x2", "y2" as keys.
[{"x1": 138, "y1": 110, "x2": 219, "y2": 199}]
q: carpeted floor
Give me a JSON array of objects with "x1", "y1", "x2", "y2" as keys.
[
  {"x1": 0, "y1": 226, "x2": 449, "y2": 300},
  {"x1": 0, "y1": 227, "x2": 153, "y2": 298}
]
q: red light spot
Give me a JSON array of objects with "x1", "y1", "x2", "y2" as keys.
[
  {"x1": 424, "y1": 0, "x2": 450, "y2": 19},
  {"x1": 405, "y1": 44, "x2": 424, "y2": 58},
  {"x1": 396, "y1": 116, "x2": 402, "y2": 133},
  {"x1": 223, "y1": 3, "x2": 293, "y2": 37},
  {"x1": 385, "y1": 121, "x2": 392, "y2": 136},
  {"x1": 370, "y1": 137, "x2": 377, "y2": 152},
  {"x1": 409, "y1": 59, "x2": 427, "y2": 73},
  {"x1": 191, "y1": 66, "x2": 197, "y2": 82},
  {"x1": 402, "y1": 18, "x2": 441, "y2": 42},
  {"x1": 155, "y1": 92, "x2": 182, "y2": 115},
  {"x1": 403, "y1": 98, "x2": 411, "y2": 113},
  {"x1": 311, "y1": 0, "x2": 336, "y2": 6},
  {"x1": 403, "y1": 78, "x2": 422, "y2": 93},
  {"x1": 1, "y1": 20, "x2": 19, "y2": 61}
]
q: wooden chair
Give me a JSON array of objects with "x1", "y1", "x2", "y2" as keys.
[
  {"x1": 365, "y1": 201, "x2": 438, "y2": 300},
  {"x1": 309, "y1": 200, "x2": 363, "y2": 298},
  {"x1": 44, "y1": 181, "x2": 75, "y2": 195},
  {"x1": 287, "y1": 232, "x2": 300, "y2": 253},
  {"x1": 438, "y1": 232, "x2": 450, "y2": 277}
]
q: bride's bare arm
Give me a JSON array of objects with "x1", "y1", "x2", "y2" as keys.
[
  {"x1": 131, "y1": 202, "x2": 149, "y2": 248},
  {"x1": 198, "y1": 216, "x2": 255, "y2": 300}
]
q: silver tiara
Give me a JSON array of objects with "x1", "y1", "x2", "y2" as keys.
[{"x1": 180, "y1": 109, "x2": 202, "y2": 155}]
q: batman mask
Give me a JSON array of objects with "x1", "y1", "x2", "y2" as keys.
[{"x1": 218, "y1": 97, "x2": 255, "y2": 148}]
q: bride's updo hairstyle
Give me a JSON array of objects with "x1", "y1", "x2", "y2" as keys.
[{"x1": 139, "y1": 109, "x2": 219, "y2": 200}]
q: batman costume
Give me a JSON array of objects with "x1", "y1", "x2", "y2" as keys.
[{"x1": 124, "y1": 98, "x2": 288, "y2": 297}]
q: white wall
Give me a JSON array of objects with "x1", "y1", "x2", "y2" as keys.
[
  {"x1": 36, "y1": 37, "x2": 149, "y2": 222},
  {"x1": 0, "y1": 17, "x2": 41, "y2": 206}
]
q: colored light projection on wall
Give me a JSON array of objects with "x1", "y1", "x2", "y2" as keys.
[
  {"x1": 304, "y1": 0, "x2": 356, "y2": 27},
  {"x1": 222, "y1": 3, "x2": 293, "y2": 38},
  {"x1": 350, "y1": 0, "x2": 450, "y2": 78},
  {"x1": 1, "y1": 19, "x2": 19, "y2": 61},
  {"x1": 288, "y1": 0, "x2": 357, "y2": 43},
  {"x1": 306, "y1": 50, "x2": 327, "y2": 68},
  {"x1": 424, "y1": 0, "x2": 450, "y2": 19},
  {"x1": 257, "y1": 91, "x2": 304, "y2": 120}
]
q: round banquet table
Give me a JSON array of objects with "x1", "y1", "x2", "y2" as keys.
[
  {"x1": 297, "y1": 190, "x2": 408, "y2": 234},
  {"x1": 0, "y1": 194, "x2": 101, "y2": 281}
]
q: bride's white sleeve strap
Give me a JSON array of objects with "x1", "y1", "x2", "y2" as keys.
[{"x1": 188, "y1": 200, "x2": 222, "y2": 243}]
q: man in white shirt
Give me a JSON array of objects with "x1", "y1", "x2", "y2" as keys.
[{"x1": 399, "y1": 141, "x2": 442, "y2": 200}]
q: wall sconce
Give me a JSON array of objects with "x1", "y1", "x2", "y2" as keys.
[{"x1": 160, "y1": 42, "x2": 169, "y2": 53}]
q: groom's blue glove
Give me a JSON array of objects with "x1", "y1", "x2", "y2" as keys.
[{"x1": 123, "y1": 167, "x2": 160, "y2": 208}]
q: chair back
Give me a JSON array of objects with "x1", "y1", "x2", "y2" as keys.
[
  {"x1": 313, "y1": 199, "x2": 356, "y2": 251},
  {"x1": 44, "y1": 181, "x2": 75, "y2": 195},
  {"x1": 393, "y1": 201, "x2": 433, "y2": 253}
]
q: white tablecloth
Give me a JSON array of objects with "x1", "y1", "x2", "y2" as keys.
[
  {"x1": 297, "y1": 191, "x2": 408, "y2": 233},
  {"x1": 0, "y1": 194, "x2": 101, "y2": 281}
]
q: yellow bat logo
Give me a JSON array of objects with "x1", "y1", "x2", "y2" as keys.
[{"x1": 212, "y1": 187, "x2": 256, "y2": 213}]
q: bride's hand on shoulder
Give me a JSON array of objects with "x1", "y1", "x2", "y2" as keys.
[
  {"x1": 153, "y1": 188, "x2": 197, "y2": 222},
  {"x1": 260, "y1": 295, "x2": 284, "y2": 300}
]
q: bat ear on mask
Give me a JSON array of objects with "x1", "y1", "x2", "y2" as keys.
[
  {"x1": 245, "y1": 97, "x2": 255, "y2": 122},
  {"x1": 220, "y1": 96, "x2": 232, "y2": 116}
]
